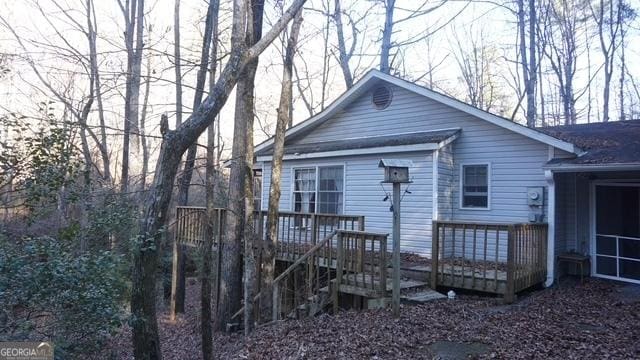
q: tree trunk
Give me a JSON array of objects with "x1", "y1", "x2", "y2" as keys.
[
  {"x1": 169, "y1": 0, "x2": 187, "y2": 316},
  {"x1": 242, "y1": 0, "x2": 265, "y2": 335},
  {"x1": 139, "y1": 55, "x2": 152, "y2": 192},
  {"x1": 202, "y1": 1, "x2": 219, "y2": 358},
  {"x1": 172, "y1": 0, "x2": 217, "y2": 318},
  {"x1": 262, "y1": 9, "x2": 303, "y2": 323},
  {"x1": 380, "y1": 0, "x2": 395, "y2": 74},
  {"x1": 87, "y1": 0, "x2": 112, "y2": 183},
  {"x1": 130, "y1": 0, "x2": 307, "y2": 357},
  {"x1": 526, "y1": 0, "x2": 537, "y2": 127},
  {"x1": 334, "y1": 0, "x2": 353, "y2": 88},
  {"x1": 121, "y1": 0, "x2": 145, "y2": 193}
]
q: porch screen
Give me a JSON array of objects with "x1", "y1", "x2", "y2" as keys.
[{"x1": 462, "y1": 164, "x2": 489, "y2": 208}]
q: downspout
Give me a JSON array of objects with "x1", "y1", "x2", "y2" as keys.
[
  {"x1": 432, "y1": 149, "x2": 439, "y2": 260},
  {"x1": 432, "y1": 149, "x2": 439, "y2": 221},
  {"x1": 545, "y1": 169, "x2": 556, "y2": 287}
]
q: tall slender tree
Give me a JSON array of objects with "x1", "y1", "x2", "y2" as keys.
[
  {"x1": 262, "y1": 9, "x2": 303, "y2": 323},
  {"x1": 131, "y1": 0, "x2": 307, "y2": 357},
  {"x1": 119, "y1": 0, "x2": 145, "y2": 193}
]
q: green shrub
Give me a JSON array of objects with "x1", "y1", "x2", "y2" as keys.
[{"x1": 0, "y1": 236, "x2": 128, "y2": 358}]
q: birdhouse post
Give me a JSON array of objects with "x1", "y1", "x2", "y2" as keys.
[{"x1": 378, "y1": 159, "x2": 413, "y2": 317}]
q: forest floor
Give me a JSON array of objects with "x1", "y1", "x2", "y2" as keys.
[{"x1": 105, "y1": 277, "x2": 640, "y2": 359}]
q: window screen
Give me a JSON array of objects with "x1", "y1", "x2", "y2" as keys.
[
  {"x1": 318, "y1": 166, "x2": 344, "y2": 214},
  {"x1": 293, "y1": 168, "x2": 316, "y2": 213},
  {"x1": 462, "y1": 164, "x2": 489, "y2": 208}
]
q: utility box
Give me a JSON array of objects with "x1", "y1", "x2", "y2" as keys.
[
  {"x1": 527, "y1": 187, "x2": 544, "y2": 206},
  {"x1": 379, "y1": 159, "x2": 413, "y2": 183}
]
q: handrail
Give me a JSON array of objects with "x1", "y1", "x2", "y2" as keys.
[
  {"x1": 231, "y1": 230, "x2": 338, "y2": 321},
  {"x1": 273, "y1": 230, "x2": 337, "y2": 284}
]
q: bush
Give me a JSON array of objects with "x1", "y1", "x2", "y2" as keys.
[{"x1": 0, "y1": 236, "x2": 128, "y2": 358}]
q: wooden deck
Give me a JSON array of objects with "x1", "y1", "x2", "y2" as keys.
[{"x1": 174, "y1": 207, "x2": 548, "y2": 311}]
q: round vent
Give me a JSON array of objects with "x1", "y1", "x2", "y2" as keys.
[{"x1": 372, "y1": 85, "x2": 393, "y2": 109}]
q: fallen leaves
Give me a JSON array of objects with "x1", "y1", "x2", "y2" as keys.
[{"x1": 105, "y1": 278, "x2": 639, "y2": 359}]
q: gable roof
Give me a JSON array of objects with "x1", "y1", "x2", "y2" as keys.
[
  {"x1": 254, "y1": 69, "x2": 583, "y2": 156},
  {"x1": 539, "y1": 120, "x2": 640, "y2": 169}
]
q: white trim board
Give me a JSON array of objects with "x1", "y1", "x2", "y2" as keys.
[
  {"x1": 256, "y1": 143, "x2": 437, "y2": 162},
  {"x1": 255, "y1": 69, "x2": 582, "y2": 156}
]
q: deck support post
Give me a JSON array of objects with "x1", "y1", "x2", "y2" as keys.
[
  {"x1": 170, "y1": 239, "x2": 185, "y2": 321},
  {"x1": 431, "y1": 221, "x2": 439, "y2": 290},
  {"x1": 333, "y1": 231, "x2": 344, "y2": 314},
  {"x1": 392, "y1": 182, "x2": 401, "y2": 317},
  {"x1": 505, "y1": 225, "x2": 516, "y2": 303}
]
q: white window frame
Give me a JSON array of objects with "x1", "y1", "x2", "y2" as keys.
[
  {"x1": 253, "y1": 166, "x2": 263, "y2": 211},
  {"x1": 290, "y1": 162, "x2": 346, "y2": 214},
  {"x1": 459, "y1": 162, "x2": 491, "y2": 211}
]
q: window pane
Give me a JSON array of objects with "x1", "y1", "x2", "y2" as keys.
[
  {"x1": 318, "y1": 166, "x2": 344, "y2": 214},
  {"x1": 462, "y1": 165, "x2": 488, "y2": 208},
  {"x1": 619, "y1": 238, "x2": 640, "y2": 260},
  {"x1": 596, "y1": 235, "x2": 616, "y2": 256},
  {"x1": 596, "y1": 256, "x2": 617, "y2": 276},
  {"x1": 620, "y1": 259, "x2": 640, "y2": 280},
  {"x1": 294, "y1": 169, "x2": 316, "y2": 213}
]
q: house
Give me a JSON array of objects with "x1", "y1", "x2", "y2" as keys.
[{"x1": 253, "y1": 69, "x2": 640, "y2": 287}]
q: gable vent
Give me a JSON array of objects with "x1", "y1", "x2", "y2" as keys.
[{"x1": 372, "y1": 85, "x2": 393, "y2": 109}]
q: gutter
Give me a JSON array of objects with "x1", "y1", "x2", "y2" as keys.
[{"x1": 543, "y1": 163, "x2": 640, "y2": 173}]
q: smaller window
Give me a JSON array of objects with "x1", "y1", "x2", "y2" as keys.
[{"x1": 462, "y1": 164, "x2": 489, "y2": 209}]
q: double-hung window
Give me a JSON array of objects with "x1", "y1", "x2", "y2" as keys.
[
  {"x1": 293, "y1": 165, "x2": 344, "y2": 214},
  {"x1": 461, "y1": 164, "x2": 489, "y2": 209}
]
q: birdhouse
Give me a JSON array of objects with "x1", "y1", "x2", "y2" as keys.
[{"x1": 378, "y1": 159, "x2": 413, "y2": 183}]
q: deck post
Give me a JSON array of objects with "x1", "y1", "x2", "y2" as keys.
[
  {"x1": 272, "y1": 282, "x2": 280, "y2": 322},
  {"x1": 333, "y1": 231, "x2": 344, "y2": 314},
  {"x1": 431, "y1": 221, "x2": 439, "y2": 290},
  {"x1": 505, "y1": 224, "x2": 517, "y2": 303},
  {"x1": 307, "y1": 214, "x2": 317, "y2": 300},
  {"x1": 392, "y1": 182, "x2": 401, "y2": 317},
  {"x1": 379, "y1": 235, "x2": 388, "y2": 296}
]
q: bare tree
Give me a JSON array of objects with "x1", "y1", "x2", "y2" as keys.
[
  {"x1": 516, "y1": 0, "x2": 538, "y2": 127},
  {"x1": 131, "y1": 0, "x2": 307, "y2": 356},
  {"x1": 201, "y1": 2, "x2": 219, "y2": 357},
  {"x1": 239, "y1": 0, "x2": 265, "y2": 335},
  {"x1": 452, "y1": 26, "x2": 505, "y2": 113},
  {"x1": 592, "y1": 0, "x2": 622, "y2": 122},
  {"x1": 542, "y1": 0, "x2": 585, "y2": 125},
  {"x1": 333, "y1": 0, "x2": 353, "y2": 88},
  {"x1": 262, "y1": 8, "x2": 303, "y2": 323},
  {"x1": 118, "y1": 0, "x2": 145, "y2": 193}
]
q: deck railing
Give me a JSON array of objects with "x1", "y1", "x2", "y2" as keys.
[
  {"x1": 333, "y1": 230, "x2": 388, "y2": 312},
  {"x1": 175, "y1": 206, "x2": 225, "y2": 247},
  {"x1": 432, "y1": 220, "x2": 547, "y2": 302}
]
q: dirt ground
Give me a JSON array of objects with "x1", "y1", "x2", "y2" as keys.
[{"x1": 106, "y1": 277, "x2": 639, "y2": 359}]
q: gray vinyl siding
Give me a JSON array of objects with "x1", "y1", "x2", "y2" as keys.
[
  {"x1": 437, "y1": 143, "x2": 454, "y2": 221},
  {"x1": 261, "y1": 151, "x2": 434, "y2": 256},
  {"x1": 290, "y1": 84, "x2": 551, "y2": 226}
]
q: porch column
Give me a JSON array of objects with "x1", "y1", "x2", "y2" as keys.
[{"x1": 545, "y1": 170, "x2": 555, "y2": 287}]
